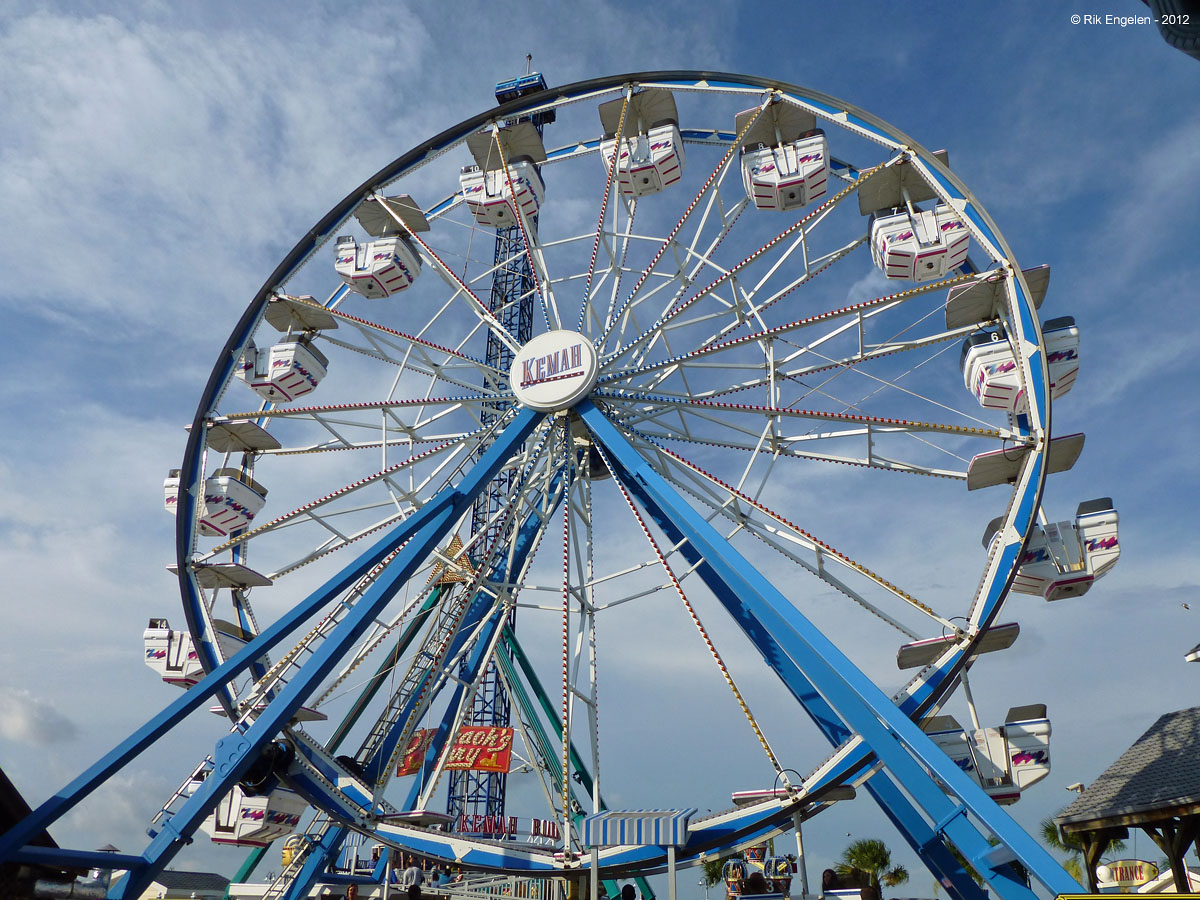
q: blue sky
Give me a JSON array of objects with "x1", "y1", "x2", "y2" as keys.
[{"x1": 1, "y1": 1, "x2": 1198, "y2": 894}]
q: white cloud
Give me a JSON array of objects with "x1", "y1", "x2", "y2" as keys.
[
  {"x1": 0, "y1": 7, "x2": 433, "y2": 334},
  {"x1": 0, "y1": 688, "x2": 79, "y2": 744}
]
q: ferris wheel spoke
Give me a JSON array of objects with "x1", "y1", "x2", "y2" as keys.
[
  {"x1": 377, "y1": 202, "x2": 523, "y2": 356},
  {"x1": 577, "y1": 87, "x2": 632, "y2": 335},
  {"x1": 622, "y1": 197, "x2": 845, "y2": 379},
  {"x1": 677, "y1": 314, "x2": 976, "y2": 406},
  {"x1": 231, "y1": 412, "x2": 533, "y2": 581},
  {"x1": 608, "y1": 189, "x2": 751, "y2": 365},
  {"x1": 590, "y1": 438, "x2": 792, "y2": 785},
  {"x1": 602, "y1": 393, "x2": 1008, "y2": 442},
  {"x1": 488, "y1": 125, "x2": 559, "y2": 332},
  {"x1": 597, "y1": 94, "x2": 774, "y2": 353},
  {"x1": 601, "y1": 240, "x2": 972, "y2": 400},
  {"x1": 578, "y1": 263, "x2": 620, "y2": 339},
  {"x1": 201, "y1": 434, "x2": 479, "y2": 560},
  {"x1": 325, "y1": 301, "x2": 499, "y2": 376},
  {"x1": 626, "y1": 422, "x2": 977, "y2": 481},
  {"x1": 603, "y1": 159, "x2": 891, "y2": 372},
  {"x1": 316, "y1": 328, "x2": 496, "y2": 397},
  {"x1": 221, "y1": 397, "x2": 501, "y2": 456},
  {"x1": 595, "y1": 200, "x2": 638, "y2": 342},
  {"x1": 615, "y1": 424, "x2": 955, "y2": 634},
  {"x1": 633, "y1": 233, "x2": 866, "y2": 387}
]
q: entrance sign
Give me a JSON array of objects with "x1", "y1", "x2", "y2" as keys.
[{"x1": 1095, "y1": 859, "x2": 1159, "y2": 888}]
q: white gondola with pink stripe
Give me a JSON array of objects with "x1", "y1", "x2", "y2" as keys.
[
  {"x1": 460, "y1": 158, "x2": 544, "y2": 228},
  {"x1": 143, "y1": 617, "x2": 249, "y2": 687},
  {"x1": 597, "y1": 88, "x2": 684, "y2": 198},
  {"x1": 235, "y1": 338, "x2": 329, "y2": 403},
  {"x1": 735, "y1": 100, "x2": 828, "y2": 212},
  {"x1": 870, "y1": 205, "x2": 970, "y2": 282},
  {"x1": 961, "y1": 316, "x2": 1080, "y2": 414},
  {"x1": 923, "y1": 704, "x2": 1051, "y2": 805},
  {"x1": 200, "y1": 784, "x2": 306, "y2": 847},
  {"x1": 985, "y1": 499, "x2": 1120, "y2": 601},
  {"x1": 334, "y1": 233, "x2": 422, "y2": 299},
  {"x1": 164, "y1": 467, "x2": 267, "y2": 537},
  {"x1": 741, "y1": 132, "x2": 828, "y2": 211},
  {"x1": 600, "y1": 122, "x2": 685, "y2": 198}
]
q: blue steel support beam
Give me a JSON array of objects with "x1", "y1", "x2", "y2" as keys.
[
  {"x1": 285, "y1": 463, "x2": 565, "y2": 900},
  {"x1": 332, "y1": 589, "x2": 443, "y2": 777},
  {"x1": 286, "y1": 824, "x2": 350, "y2": 900},
  {"x1": 119, "y1": 407, "x2": 543, "y2": 899},
  {"x1": 0, "y1": 482, "x2": 462, "y2": 867},
  {"x1": 364, "y1": 468, "x2": 563, "y2": 789},
  {"x1": 270, "y1": 429, "x2": 559, "y2": 900},
  {"x1": 862, "y1": 772, "x2": 988, "y2": 900},
  {"x1": 569, "y1": 467, "x2": 982, "y2": 898},
  {"x1": 401, "y1": 601, "x2": 509, "y2": 811},
  {"x1": 402, "y1": 469, "x2": 566, "y2": 808},
  {"x1": 577, "y1": 400, "x2": 1076, "y2": 900},
  {"x1": 361, "y1": 580, "x2": 511, "y2": 787}
]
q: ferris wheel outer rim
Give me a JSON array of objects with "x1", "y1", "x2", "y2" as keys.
[{"x1": 171, "y1": 69, "x2": 1051, "y2": 866}]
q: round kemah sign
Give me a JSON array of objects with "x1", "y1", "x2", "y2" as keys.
[{"x1": 509, "y1": 330, "x2": 599, "y2": 412}]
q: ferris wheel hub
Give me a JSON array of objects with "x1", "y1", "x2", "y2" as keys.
[{"x1": 509, "y1": 330, "x2": 598, "y2": 412}]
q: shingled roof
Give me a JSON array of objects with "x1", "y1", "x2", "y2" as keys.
[
  {"x1": 151, "y1": 870, "x2": 231, "y2": 893},
  {"x1": 1056, "y1": 706, "x2": 1200, "y2": 830}
]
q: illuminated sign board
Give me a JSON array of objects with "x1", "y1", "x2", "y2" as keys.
[
  {"x1": 445, "y1": 726, "x2": 514, "y2": 773},
  {"x1": 396, "y1": 728, "x2": 436, "y2": 776}
]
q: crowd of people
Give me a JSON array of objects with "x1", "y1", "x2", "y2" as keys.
[{"x1": 394, "y1": 854, "x2": 465, "y2": 899}]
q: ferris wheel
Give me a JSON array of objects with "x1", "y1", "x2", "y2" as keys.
[{"x1": 2, "y1": 72, "x2": 1120, "y2": 900}]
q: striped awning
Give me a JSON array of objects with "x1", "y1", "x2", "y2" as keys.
[{"x1": 581, "y1": 809, "x2": 697, "y2": 848}]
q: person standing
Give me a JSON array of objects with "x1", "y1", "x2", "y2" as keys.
[{"x1": 402, "y1": 857, "x2": 423, "y2": 890}]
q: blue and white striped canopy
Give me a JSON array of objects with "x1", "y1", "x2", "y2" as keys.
[{"x1": 581, "y1": 809, "x2": 697, "y2": 848}]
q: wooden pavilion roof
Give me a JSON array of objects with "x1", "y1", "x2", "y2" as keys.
[{"x1": 1056, "y1": 706, "x2": 1200, "y2": 833}]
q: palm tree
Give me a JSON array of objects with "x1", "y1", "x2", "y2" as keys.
[
  {"x1": 1040, "y1": 816, "x2": 1125, "y2": 884},
  {"x1": 702, "y1": 855, "x2": 727, "y2": 888},
  {"x1": 836, "y1": 838, "x2": 910, "y2": 896}
]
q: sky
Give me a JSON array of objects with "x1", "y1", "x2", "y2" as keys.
[{"x1": 1, "y1": 1, "x2": 1198, "y2": 897}]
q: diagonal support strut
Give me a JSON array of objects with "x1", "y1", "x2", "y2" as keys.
[{"x1": 577, "y1": 399, "x2": 1077, "y2": 900}]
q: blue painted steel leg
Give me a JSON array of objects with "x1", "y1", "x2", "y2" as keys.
[
  {"x1": 0, "y1": 498, "x2": 452, "y2": 871},
  {"x1": 282, "y1": 824, "x2": 350, "y2": 900},
  {"x1": 403, "y1": 469, "x2": 566, "y2": 807},
  {"x1": 585, "y1": 444, "x2": 983, "y2": 900},
  {"x1": 281, "y1": 470, "x2": 565, "y2": 900},
  {"x1": 863, "y1": 771, "x2": 987, "y2": 900},
  {"x1": 578, "y1": 400, "x2": 1076, "y2": 900},
  {"x1": 117, "y1": 407, "x2": 543, "y2": 899}
]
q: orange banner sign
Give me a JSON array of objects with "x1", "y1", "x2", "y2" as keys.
[
  {"x1": 397, "y1": 728, "x2": 436, "y2": 776},
  {"x1": 444, "y1": 726, "x2": 514, "y2": 773}
]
